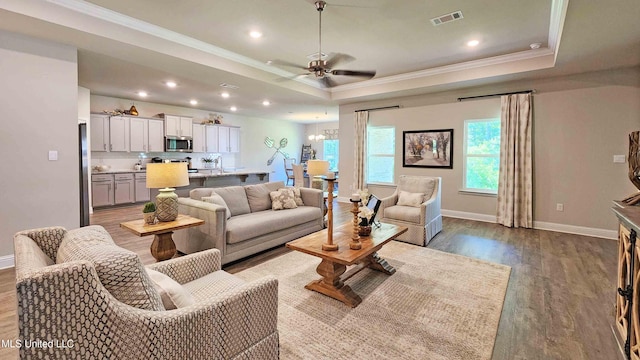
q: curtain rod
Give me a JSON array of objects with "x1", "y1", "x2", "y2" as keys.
[
  {"x1": 457, "y1": 89, "x2": 535, "y2": 102},
  {"x1": 355, "y1": 105, "x2": 400, "y2": 112}
]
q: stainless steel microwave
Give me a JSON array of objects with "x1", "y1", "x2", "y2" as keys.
[{"x1": 165, "y1": 136, "x2": 193, "y2": 152}]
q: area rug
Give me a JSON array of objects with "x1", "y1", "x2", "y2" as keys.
[{"x1": 235, "y1": 241, "x2": 511, "y2": 360}]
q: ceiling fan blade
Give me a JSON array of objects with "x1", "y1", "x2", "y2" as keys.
[
  {"x1": 320, "y1": 76, "x2": 338, "y2": 88},
  {"x1": 325, "y1": 53, "x2": 356, "y2": 69},
  {"x1": 275, "y1": 73, "x2": 310, "y2": 83},
  {"x1": 269, "y1": 59, "x2": 307, "y2": 70},
  {"x1": 331, "y1": 69, "x2": 376, "y2": 78}
]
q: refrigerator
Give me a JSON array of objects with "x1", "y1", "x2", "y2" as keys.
[{"x1": 79, "y1": 123, "x2": 90, "y2": 226}]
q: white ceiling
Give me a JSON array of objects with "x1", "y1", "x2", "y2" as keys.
[{"x1": 0, "y1": 0, "x2": 638, "y2": 123}]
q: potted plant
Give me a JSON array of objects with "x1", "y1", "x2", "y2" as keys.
[
  {"x1": 202, "y1": 156, "x2": 215, "y2": 169},
  {"x1": 143, "y1": 202, "x2": 156, "y2": 225}
]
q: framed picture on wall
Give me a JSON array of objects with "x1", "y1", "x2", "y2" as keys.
[
  {"x1": 402, "y1": 129, "x2": 453, "y2": 169},
  {"x1": 300, "y1": 144, "x2": 312, "y2": 165}
]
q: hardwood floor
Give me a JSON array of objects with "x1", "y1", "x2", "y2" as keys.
[{"x1": 0, "y1": 202, "x2": 620, "y2": 359}]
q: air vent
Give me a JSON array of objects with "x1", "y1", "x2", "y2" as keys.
[
  {"x1": 431, "y1": 11, "x2": 463, "y2": 26},
  {"x1": 219, "y1": 83, "x2": 239, "y2": 89}
]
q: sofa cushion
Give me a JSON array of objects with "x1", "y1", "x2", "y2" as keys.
[
  {"x1": 245, "y1": 183, "x2": 281, "y2": 212},
  {"x1": 203, "y1": 194, "x2": 231, "y2": 219},
  {"x1": 56, "y1": 226, "x2": 165, "y2": 311},
  {"x1": 226, "y1": 206, "x2": 321, "y2": 244},
  {"x1": 270, "y1": 188, "x2": 298, "y2": 210},
  {"x1": 213, "y1": 186, "x2": 251, "y2": 216},
  {"x1": 189, "y1": 188, "x2": 215, "y2": 201},
  {"x1": 397, "y1": 190, "x2": 424, "y2": 207},
  {"x1": 399, "y1": 176, "x2": 436, "y2": 198},
  {"x1": 146, "y1": 268, "x2": 195, "y2": 310},
  {"x1": 384, "y1": 205, "x2": 421, "y2": 224},
  {"x1": 182, "y1": 270, "x2": 246, "y2": 302}
]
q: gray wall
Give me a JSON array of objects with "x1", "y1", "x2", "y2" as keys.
[
  {"x1": 338, "y1": 68, "x2": 640, "y2": 235},
  {"x1": 0, "y1": 31, "x2": 79, "y2": 259}
]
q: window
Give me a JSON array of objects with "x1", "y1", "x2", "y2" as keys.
[
  {"x1": 463, "y1": 119, "x2": 501, "y2": 193},
  {"x1": 366, "y1": 126, "x2": 395, "y2": 184},
  {"x1": 323, "y1": 139, "x2": 339, "y2": 170}
]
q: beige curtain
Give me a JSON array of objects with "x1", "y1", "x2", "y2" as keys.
[
  {"x1": 496, "y1": 93, "x2": 533, "y2": 228},
  {"x1": 353, "y1": 111, "x2": 369, "y2": 191}
]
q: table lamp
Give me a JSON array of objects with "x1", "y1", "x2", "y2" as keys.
[
  {"x1": 306, "y1": 160, "x2": 329, "y2": 189},
  {"x1": 146, "y1": 163, "x2": 189, "y2": 222}
]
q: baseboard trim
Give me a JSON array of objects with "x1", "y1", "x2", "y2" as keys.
[
  {"x1": 441, "y1": 209, "x2": 617, "y2": 240},
  {"x1": 0, "y1": 255, "x2": 15, "y2": 269}
]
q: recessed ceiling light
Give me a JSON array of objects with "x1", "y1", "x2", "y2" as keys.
[
  {"x1": 165, "y1": 81, "x2": 177, "y2": 88},
  {"x1": 249, "y1": 31, "x2": 262, "y2": 39},
  {"x1": 262, "y1": 100, "x2": 270, "y2": 106},
  {"x1": 190, "y1": 99, "x2": 198, "y2": 105},
  {"x1": 230, "y1": 106, "x2": 237, "y2": 112},
  {"x1": 137, "y1": 91, "x2": 148, "y2": 97},
  {"x1": 467, "y1": 40, "x2": 480, "y2": 47},
  {"x1": 221, "y1": 92, "x2": 230, "y2": 99}
]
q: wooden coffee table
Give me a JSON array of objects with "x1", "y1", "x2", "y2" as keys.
[
  {"x1": 120, "y1": 214, "x2": 204, "y2": 262},
  {"x1": 286, "y1": 222, "x2": 407, "y2": 307}
]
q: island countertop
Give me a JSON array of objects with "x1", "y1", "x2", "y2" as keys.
[{"x1": 92, "y1": 168, "x2": 269, "y2": 178}]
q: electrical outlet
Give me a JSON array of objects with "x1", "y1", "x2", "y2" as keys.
[
  {"x1": 613, "y1": 155, "x2": 626, "y2": 163},
  {"x1": 556, "y1": 203, "x2": 564, "y2": 212}
]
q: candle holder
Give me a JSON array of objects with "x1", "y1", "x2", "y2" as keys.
[
  {"x1": 322, "y1": 177, "x2": 338, "y2": 251},
  {"x1": 350, "y1": 199, "x2": 362, "y2": 250}
]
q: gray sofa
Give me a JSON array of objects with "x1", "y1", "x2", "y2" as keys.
[{"x1": 175, "y1": 181, "x2": 324, "y2": 264}]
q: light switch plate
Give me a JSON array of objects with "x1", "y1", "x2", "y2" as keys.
[
  {"x1": 613, "y1": 155, "x2": 626, "y2": 163},
  {"x1": 48, "y1": 150, "x2": 58, "y2": 161}
]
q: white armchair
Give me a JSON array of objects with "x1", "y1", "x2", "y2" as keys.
[{"x1": 378, "y1": 175, "x2": 442, "y2": 246}]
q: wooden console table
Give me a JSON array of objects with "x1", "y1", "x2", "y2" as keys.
[
  {"x1": 612, "y1": 201, "x2": 640, "y2": 359},
  {"x1": 120, "y1": 214, "x2": 204, "y2": 262},
  {"x1": 286, "y1": 222, "x2": 407, "y2": 307}
]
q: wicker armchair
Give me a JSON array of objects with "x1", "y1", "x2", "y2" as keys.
[
  {"x1": 14, "y1": 226, "x2": 279, "y2": 360},
  {"x1": 378, "y1": 175, "x2": 442, "y2": 246}
]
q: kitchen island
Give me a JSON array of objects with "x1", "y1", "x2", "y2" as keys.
[{"x1": 91, "y1": 168, "x2": 270, "y2": 207}]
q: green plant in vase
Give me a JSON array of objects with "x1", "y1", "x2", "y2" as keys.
[{"x1": 143, "y1": 202, "x2": 156, "y2": 225}]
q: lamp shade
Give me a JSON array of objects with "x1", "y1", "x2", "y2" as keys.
[
  {"x1": 306, "y1": 160, "x2": 330, "y2": 176},
  {"x1": 146, "y1": 163, "x2": 189, "y2": 189}
]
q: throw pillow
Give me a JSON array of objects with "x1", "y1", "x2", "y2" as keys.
[
  {"x1": 397, "y1": 190, "x2": 424, "y2": 207},
  {"x1": 146, "y1": 269, "x2": 195, "y2": 310},
  {"x1": 202, "y1": 194, "x2": 231, "y2": 219},
  {"x1": 282, "y1": 187, "x2": 304, "y2": 206},
  {"x1": 270, "y1": 188, "x2": 298, "y2": 210}
]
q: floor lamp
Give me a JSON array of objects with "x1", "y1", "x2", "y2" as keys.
[{"x1": 146, "y1": 163, "x2": 189, "y2": 222}]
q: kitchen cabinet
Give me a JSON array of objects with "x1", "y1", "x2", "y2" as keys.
[
  {"x1": 193, "y1": 124, "x2": 220, "y2": 153},
  {"x1": 218, "y1": 125, "x2": 240, "y2": 153},
  {"x1": 90, "y1": 114, "x2": 110, "y2": 152},
  {"x1": 114, "y1": 173, "x2": 135, "y2": 204},
  {"x1": 135, "y1": 173, "x2": 150, "y2": 202},
  {"x1": 148, "y1": 119, "x2": 164, "y2": 152},
  {"x1": 92, "y1": 174, "x2": 114, "y2": 207},
  {"x1": 192, "y1": 124, "x2": 206, "y2": 153},
  {"x1": 130, "y1": 117, "x2": 164, "y2": 152},
  {"x1": 109, "y1": 116, "x2": 130, "y2": 152},
  {"x1": 163, "y1": 114, "x2": 193, "y2": 138}
]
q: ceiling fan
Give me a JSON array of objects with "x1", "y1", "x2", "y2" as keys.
[{"x1": 273, "y1": 0, "x2": 376, "y2": 88}]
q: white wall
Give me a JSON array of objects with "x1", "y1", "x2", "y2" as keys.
[
  {"x1": 90, "y1": 95, "x2": 306, "y2": 182},
  {"x1": 339, "y1": 68, "x2": 640, "y2": 235},
  {"x1": 0, "y1": 31, "x2": 79, "y2": 261}
]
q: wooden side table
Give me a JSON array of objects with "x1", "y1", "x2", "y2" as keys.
[{"x1": 120, "y1": 214, "x2": 204, "y2": 261}]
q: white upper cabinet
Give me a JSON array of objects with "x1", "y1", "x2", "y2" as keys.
[
  {"x1": 130, "y1": 117, "x2": 164, "y2": 153},
  {"x1": 192, "y1": 124, "x2": 206, "y2": 153},
  {"x1": 109, "y1": 116, "x2": 130, "y2": 152},
  {"x1": 205, "y1": 125, "x2": 219, "y2": 153},
  {"x1": 90, "y1": 114, "x2": 110, "y2": 152},
  {"x1": 164, "y1": 114, "x2": 193, "y2": 138},
  {"x1": 148, "y1": 119, "x2": 164, "y2": 152},
  {"x1": 218, "y1": 125, "x2": 240, "y2": 153}
]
